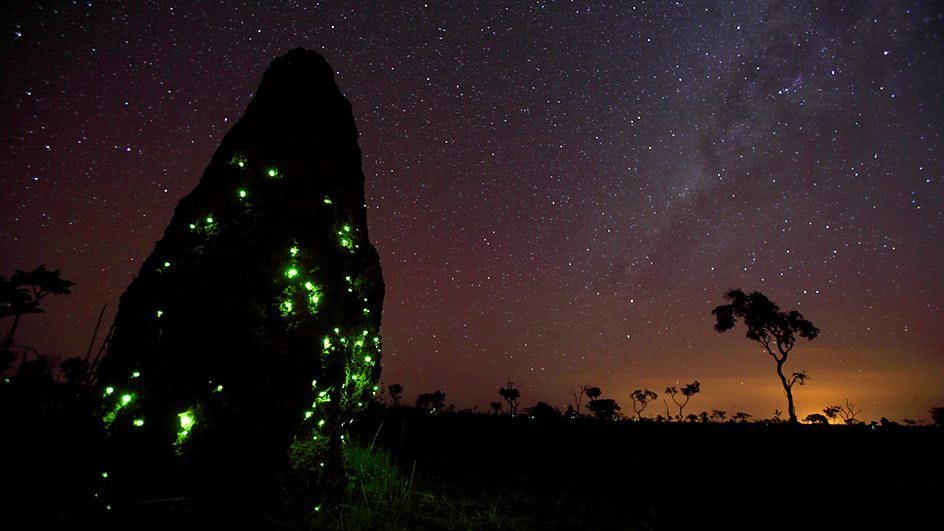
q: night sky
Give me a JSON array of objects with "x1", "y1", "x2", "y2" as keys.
[{"x1": 2, "y1": 1, "x2": 942, "y2": 420}]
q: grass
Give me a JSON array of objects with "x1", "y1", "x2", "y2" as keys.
[{"x1": 311, "y1": 444, "x2": 531, "y2": 530}]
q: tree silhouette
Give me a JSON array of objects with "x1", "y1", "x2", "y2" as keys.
[
  {"x1": 665, "y1": 380, "x2": 700, "y2": 420},
  {"x1": 698, "y1": 411, "x2": 710, "y2": 424},
  {"x1": 823, "y1": 405, "x2": 842, "y2": 424},
  {"x1": 0, "y1": 266, "x2": 74, "y2": 372},
  {"x1": 712, "y1": 289, "x2": 819, "y2": 423},
  {"x1": 710, "y1": 409, "x2": 727, "y2": 423},
  {"x1": 489, "y1": 401, "x2": 503, "y2": 415},
  {"x1": 499, "y1": 380, "x2": 521, "y2": 416},
  {"x1": 571, "y1": 384, "x2": 591, "y2": 416},
  {"x1": 684, "y1": 413, "x2": 699, "y2": 423},
  {"x1": 416, "y1": 391, "x2": 446, "y2": 413},
  {"x1": 387, "y1": 383, "x2": 403, "y2": 407},
  {"x1": 732, "y1": 412, "x2": 752, "y2": 423},
  {"x1": 585, "y1": 386, "x2": 602, "y2": 402},
  {"x1": 805, "y1": 413, "x2": 829, "y2": 425},
  {"x1": 630, "y1": 388, "x2": 658, "y2": 420},
  {"x1": 837, "y1": 399, "x2": 862, "y2": 425},
  {"x1": 528, "y1": 401, "x2": 560, "y2": 420},
  {"x1": 587, "y1": 398, "x2": 621, "y2": 420}
]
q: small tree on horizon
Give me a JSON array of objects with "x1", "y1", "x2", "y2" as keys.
[
  {"x1": 572, "y1": 384, "x2": 592, "y2": 416},
  {"x1": 712, "y1": 289, "x2": 819, "y2": 423},
  {"x1": 588, "y1": 398, "x2": 621, "y2": 420},
  {"x1": 499, "y1": 380, "x2": 521, "y2": 416},
  {"x1": 837, "y1": 399, "x2": 862, "y2": 425},
  {"x1": 416, "y1": 391, "x2": 446, "y2": 413},
  {"x1": 665, "y1": 380, "x2": 700, "y2": 420},
  {"x1": 489, "y1": 401, "x2": 503, "y2": 415},
  {"x1": 630, "y1": 389, "x2": 658, "y2": 420}
]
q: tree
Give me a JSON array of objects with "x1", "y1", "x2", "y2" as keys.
[
  {"x1": 823, "y1": 405, "x2": 842, "y2": 424},
  {"x1": 0, "y1": 266, "x2": 74, "y2": 372},
  {"x1": 805, "y1": 413, "x2": 829, "y2": 425},
  {"x1": 837, "y1": 399, "x2": 862, "y2": 425},
  {"x1": 732, "y1": 412, "x2": 752, "y2": 423},
  {"x1": 571, "y1": 385, "x2": 591, "y2": 416},
  {"x1": 416, "y1": 391, "x2": 446, "y2": 413},
  {"x1": 698, "y1": 411, "x2": 710, "y2": 424},
  {"x1": 710, "y1": 409, "x2": 727, "y2": 423},
  {"x1": 712, "y1": 289, "x2": 819, "y2": 423},
  {"x1": 630, "y1": 389, "x2": 658, "y2": 420},
  {"x1": 527, "y1": 401, "x2": 560, "y2": 420},
  {"x1": 387, "y1": 383, "x2": 403, "y2": 407},
  {"x1": 665, "y1": 380, "x2": 700, "y2": 420},
  {"x1": 684, "y1": 413, "x2": 699, "y2": 423},
  {"x1": 489, "y1": 401, "x2": 503, "y2": 415},
  {"x1": 585, "y1": 386, "x2": 602, "y2": 401},
  {"x1": 499, "y1": 380, "x2": 521, "y2": 416},
  {"x1": 588, "y1": 398, "x2": 621, "y2": 420}
]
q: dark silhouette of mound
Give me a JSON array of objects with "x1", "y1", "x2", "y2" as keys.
[{"x1": 95, "y1": 48, "x2": 384, "y2": 518}]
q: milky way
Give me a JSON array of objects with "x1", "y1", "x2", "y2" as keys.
[{"x1": 1, "y1": 1, "x2": 942, "y2": 420}]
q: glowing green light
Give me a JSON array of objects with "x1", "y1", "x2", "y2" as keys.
[
  {"x1": 343, "y1": 225, "x2": 351, "y2": 233},
  {"x1": 189, "y1": 223, "x2": 197, "y2": 230},
  {"x1": 267, "y1": 167, "x2": 279, "y2": 178},
  {"x1": 238, "y1": 189, "x2": 247, "y2": 198},
  {"x1": 104, "y1": 386, "x2": 114, "y2": 396},
  {"x1": 237, "y1": 161, "x2": 245, "y2": 168},
  {"x1": 323, "y1": 337, "x2": 331, "y2": 349},
  {"x1": 120, "y1": 394, "x2": 133, "y2": 405},
  {"x1": 176, "y1": 409, "x2": 196, "y2": 448},
  {"x1": 205, "y1": 216, "x2": 214, "y2": 224},
  {"x1": 372, "y1": 385, "x2": 379, "y2": 391},
  {"x1": 364, "y1": 355, "x2": 372, "y2": 363},
  {"x1": 308, "y1": 293, "x2": 320, "y2": 305},
  {"x1": 286, "y1": 268, "x2": 298, "y2": 278},
  {"x1": 314, "y1": 505, "x2": 321, "y2": 512},
  {"x1": 340, "y1": 238, "x2": 351, "y2": 247},
  {"x1": 333, "y1": 327, "x2": 340, "y2": 333},
  {"x1": 345, "y1": 275, "x2": 351, "y2": 282},
  {"x1": 317, "y1": 419, "x2": 326, "y2": 428},
  {"x1": 215, "y1": 385, "x2": 223, "y2": 392},
  {"x1": 304, "y1": 281, "x2": 314, "y2": 290},
  {"x1": 304, "y1": 411, "x2": 313, "y2": 419},
  {"x1": 280, "y1": 300, "x2": 293, "y2": 314},
  {"x1": 132, "y1": 371, "x2": 140, "y2": 378},
  {"x1": 101, "y1": 471, "x2": 109, "y2": 479},
  {"x1": 289, "y1": 246, "x2": 299, "y2": 256},
  {"x1": 163, "y1": 261, "x2": 171, "y2": 268},
  {"x1": 318, "y1": 391, "x2": 327, "y2": 398},
  {"x1": 323, "y1": 197, "x2": 332, "y2": 204},
  {"x1": 156, "y1": 310, "x2": 164, "y2": 318},
  {"x1": 133, "y1": 418, "x2": 144, "y2": 427}
]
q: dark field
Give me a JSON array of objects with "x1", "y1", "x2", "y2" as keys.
[{"x1": 341, "y1": 409, "x2": 943, "y2": 530}]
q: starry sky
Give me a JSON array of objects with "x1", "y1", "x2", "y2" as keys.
[{"x1": 2, "y1": 1, "x2": 942, "y2": 421}]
